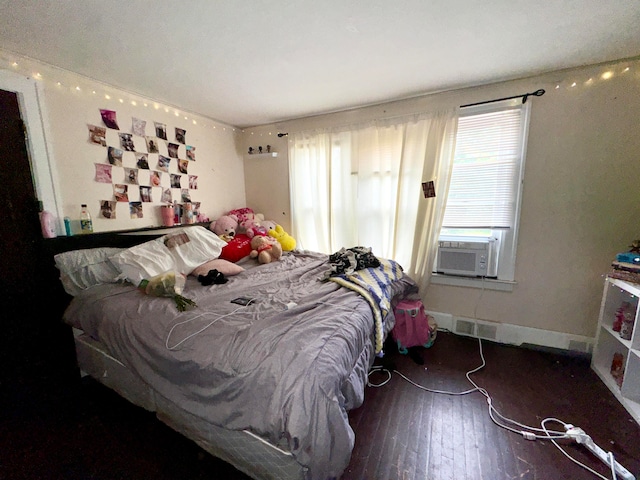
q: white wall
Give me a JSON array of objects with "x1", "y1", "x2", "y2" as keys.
[
  {"x1": 242, "y1": 58, "x2": 640, "y2": 339},
  {"x1": 0, "y1": 52, "x2": 246, "y2": 234},
  {"x1": 240, "y1": 131, "x2": 292, "y2": 232}
]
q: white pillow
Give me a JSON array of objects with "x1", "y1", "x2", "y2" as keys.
[
  {"x1": 191, "y1": 258, "x2": 245, "y2": 277},
  {"x1": 110, "y1": 226, "x2": 227, "y2": 286},
  {"x1": 54, "y1": 247, "x2": 124, "y2": 296}
]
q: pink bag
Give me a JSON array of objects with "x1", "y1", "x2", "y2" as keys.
[{"x1": 392, "y1": 299, "x2": 435, "y2": 353}]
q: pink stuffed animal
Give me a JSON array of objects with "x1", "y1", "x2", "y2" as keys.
[
  {"x1": 228, "y1": 208, "x2": 265, "y2": 237},
  {"x1": 209, "y1": 214, "x2": 239, "y2": 242},
  {"x1": 261, "y1": 220, "x2": 278, "y2": 235}
]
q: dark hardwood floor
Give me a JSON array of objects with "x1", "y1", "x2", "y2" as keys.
[{"x1": 1, "y1": 332, "x2": 638, "y2": 480}]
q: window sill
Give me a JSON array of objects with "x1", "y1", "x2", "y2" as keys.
[{"x1": 430, "y1": 273, "x2": 515, "y2": 292}]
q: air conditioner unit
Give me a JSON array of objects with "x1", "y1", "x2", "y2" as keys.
[{"x1": 436, "y1": 236, "x2": 498, "y2": 278}]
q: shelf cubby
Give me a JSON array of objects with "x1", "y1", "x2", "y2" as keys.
[{"x1": 592, "y1": 277, "x2": 640, "y2": 424}]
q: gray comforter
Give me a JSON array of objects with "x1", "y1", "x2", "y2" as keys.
[{"x1": 63, "y1": 250, "x2": 417, "y2": 480}]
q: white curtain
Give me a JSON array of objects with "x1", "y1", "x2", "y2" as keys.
[{"x1": 289, "y1": 108, "x2": 458, "y2": 290}]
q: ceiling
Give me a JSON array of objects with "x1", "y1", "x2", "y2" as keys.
[{"x1": 1, "y1": 1, "x2": 639, "y2": 128}]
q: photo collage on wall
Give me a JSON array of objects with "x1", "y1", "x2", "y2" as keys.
[{"x1": 89, "y1": 109, "x2": 200, "y2": 221}]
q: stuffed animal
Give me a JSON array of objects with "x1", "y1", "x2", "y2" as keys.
[
  {"x1": 227, "y1": 208, "x2": 264, "y2": 234},
  {"x1": 209, "y1": 214, "x2": 239, "y2": 242},
  {"x1": 269, "y1": 224, "x2": 296, "y2": 251},
  {"x1": 250, "y1": 235, "x2": 282, "y2": 264},
  {"x1": 261, "y1": 220, "x2": 278, "y2": 235},
  {"x1": 239, "y1": 214, "x2": 266, "y2": 237},
  {"x1": 244, "y1": 222, "x2": 268, "y2": 239},
  {"x1": 227, "y1": 207, "x2": 255, "y2": 226},
  {"x1": 219, "y1": 233, "x2": 252, "y2": 263}
]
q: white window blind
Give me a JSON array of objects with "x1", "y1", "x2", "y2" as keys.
[{"x1": 442, "y1": 106, "x2": 525, "y2": 229}]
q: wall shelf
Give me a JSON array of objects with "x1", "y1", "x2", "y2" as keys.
[
  {"x1": 245, "y1": 152, "x2": 278, "y2": 159},
  {"x1": 591, "y1": 276, "x2": 640, "y2": 425}
]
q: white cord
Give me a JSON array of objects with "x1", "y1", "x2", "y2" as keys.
[
  {"x1": 167, "y1": 300, "x2": 353, "y2": 350},
  {"x1": 372, "y1": 338, "x2": 624, "y2": 478},
  {"x1": 367, "y1": 367, "x2": 392, "y2": 387},
  {"x1": 369, "y1": 338, "x2": 567, "y2": 438},
  {"x1": 540, "y1": 418, "x2": 613, "y2": 480},
  {"x1": 165, "y1": 305, "x2": 251, "y2": 350},
  {"x1": 609, "y1": 452, "x2": 618, "y2": 480}
]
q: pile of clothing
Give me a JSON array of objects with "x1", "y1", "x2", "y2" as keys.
[{"x1": 325, "y1": 246, "x2": 380, "y2": 278}]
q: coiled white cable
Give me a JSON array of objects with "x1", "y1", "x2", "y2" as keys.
[
  {"x1": 165, "y1": 305, "x2": 252, "y2": 350},
  {"x1": 369, "y1": 337, "x2": 625, "y2": 478},
  {"x1": 368, "y1": 337, "x2": 570, "y2": 439},
  {"x1": 540, "y1": 418, "x2": 616, "y2": 480}
]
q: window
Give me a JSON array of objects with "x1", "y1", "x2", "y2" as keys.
[{"x1": 438, "y1": 99, "x2": 531, "y2": 281}]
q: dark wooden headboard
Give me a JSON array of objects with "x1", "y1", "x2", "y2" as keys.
[
  {"x1": 18, "y1": 226, "x2": 214, "y2": 388},
  {"x1": 43, "y1": 222, "x2": 210, "y2": 256},
  {"x1": 42, "y1": 223, "x2": 211, "y2": 314}
]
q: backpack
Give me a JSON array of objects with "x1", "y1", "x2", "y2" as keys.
[{"x1": 392, "y1": 299, "x2": 436, "y2": 354}]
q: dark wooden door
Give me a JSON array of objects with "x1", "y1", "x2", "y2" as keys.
[
  {"x1": 0, "y1": 89, "x2": 42, "y2": 292},
  {"x1": 0, "y1": 89, "x2": 75, "y2": 402}
]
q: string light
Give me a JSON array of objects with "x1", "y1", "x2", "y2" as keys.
[
  {"x1": 6, "y1": 55, "x2": 635, "y2": 136},
  {"x1": 2, "y1": 57, "x2": 235, "y2": 134}
]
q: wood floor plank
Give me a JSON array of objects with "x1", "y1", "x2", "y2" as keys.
[
  {"x1": 349, "y1": 333, "x2": 640, "y2": 480},
  {"x1": 3, "y1": 332, "x2": 640, "y2": 480}
]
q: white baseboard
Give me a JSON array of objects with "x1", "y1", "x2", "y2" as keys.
[{"x1": 426, "y1": 311, "x2": 594, "y2": 354}]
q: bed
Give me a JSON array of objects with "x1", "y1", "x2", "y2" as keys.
[{"x1": 53, "y1": 225, "x2": 417, "y2": 480}]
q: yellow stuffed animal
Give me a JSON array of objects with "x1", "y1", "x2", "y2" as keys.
[{"x1": 269, "y1": 224, "x2": 296, "y2": 251}]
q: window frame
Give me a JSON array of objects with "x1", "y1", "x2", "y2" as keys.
[{"x1": 437, "y1": 98, "x2": 531, "y2": 283}]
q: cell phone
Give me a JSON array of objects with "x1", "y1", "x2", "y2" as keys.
[{"x1": 231, "y1": 297, "x2": 254, "y2": 306}]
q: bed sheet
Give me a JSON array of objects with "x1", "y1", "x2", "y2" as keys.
[{"x1": 63, "y1": 250, "x2": 416, "y2": 479}]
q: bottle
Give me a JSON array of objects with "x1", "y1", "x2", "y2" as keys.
[
  {"x1": 39, "y1": 210, "x2": 57, "y2": 238},
  {"x1": 613, "y1": 302, "x2": 628, "y2": 332},
  {"x1": 620, "y1": 307, "x2": 635, "y2": 341},
  {"x1": 184, "y1": 203, "x2": 194, "y2": 224},
  {"x1": 80, "y1": 204, "x2": 93, "y2": 234},
  {"x1": 64, "y1": 216, "x2": 73, "y2": 236}
]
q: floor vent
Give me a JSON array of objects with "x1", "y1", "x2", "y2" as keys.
[
  {"x1": 477, "y1": 323, "x2": 498, "y2": 340},
  {"x1": 568, "y1": 340, "x2": 590, "y2": 353},
  {"x1": 455, "y1": 319, "x2": 476, "y2": 336}
]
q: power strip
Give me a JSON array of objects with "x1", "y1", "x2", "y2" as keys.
[{"x1": 565, "y1": 426, "x2": 635, "y2": 480}]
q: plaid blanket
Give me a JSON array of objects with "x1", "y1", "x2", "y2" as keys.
[{"x1": 329, "y1": 258, "x2": 404, "y2": 354}]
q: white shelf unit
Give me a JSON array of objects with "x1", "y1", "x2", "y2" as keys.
[{"x1": 591, "y1": 276, "x2": 640, "y2": 424}]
